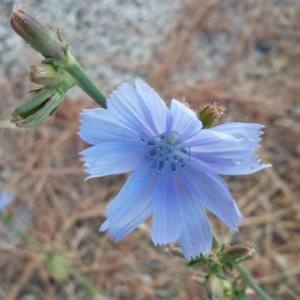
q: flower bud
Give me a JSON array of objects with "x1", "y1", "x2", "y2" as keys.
[
  {"x1": 223, "y1": 245, "x2": 256, "y2": 264},
  {"x1": 30, "y1": 64, "x2": 61, "y2": 86},
  {"x1": 10, "y1": 6, "x2": 65, "y2": 59},
  {"x1": 11, "y1": 88, "x2": 62, "y2": 128},
  {"x1": 209, "y1": 274, "x2": 233, "y2": 300},
  {"x1": 197, "y1": 103, "x2": 225, "y2": 128}
]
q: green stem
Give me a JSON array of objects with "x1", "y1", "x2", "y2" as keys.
[
  {"x1": 235, "y1": 264, "x2": 273, "y2": 300},
  {"x1": 62, "y1": 53, "x2": 107, "y2": 108},
  {"x1": 212, "y1": 232, "x2": 272, "y2": 300}
]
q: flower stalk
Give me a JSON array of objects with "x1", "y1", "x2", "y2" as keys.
[{"x1": 57, "y1": 51, "x2": 107, "y2": 108}]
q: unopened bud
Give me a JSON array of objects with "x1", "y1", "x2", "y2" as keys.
[
  {"x1": 224, "y1": 245, "x2": 256, "y2": 264},
  {"x1": 10, "y1": 6, "x2": 65, "y2": 59},
  {"x1": 30, "y1": 64, "x2": 61, "y2": 86},
  {"x1": 197, "y1": 103, "x2": 225, "y2": 128},
  {"x1": 209, "y1": 274, "x2": 233, "y2": 300}
]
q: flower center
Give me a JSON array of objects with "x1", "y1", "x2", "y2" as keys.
[{"x1": 141, "y1": 132, "x2": 190, "y2": 173}]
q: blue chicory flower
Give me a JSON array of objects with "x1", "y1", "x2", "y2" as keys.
[{"x1": 79, "y1": 79, "x2": 270, "y2": 260}]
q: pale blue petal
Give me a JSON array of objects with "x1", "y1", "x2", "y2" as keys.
[
  {"x1": 179, "y1": 204, "x2": 212, "y2": 260},
  {"x1": 187, "y1": 127, "x2": 270, "y2": 175},
  {"x1": 225, "y1": 157, "x2": 271, "y2": 175},
  {"x1": 108, "y1": 83, "x2": 153, "y2": 134},
  {"x1": 100, "y1": 163, "x2": 158, "y2": 241},
  {"x1": 183, "y1": 129, "x2": 239, "y2": 148},
  {"x1": 168, "y1": 100, "x2": 202, "y2": 141},
  {"x1": 135, "y1": 79, "x2": 168, "y2": 134},
  {"x1": 182, "y1": 165, "x2": 242, "y2": 231},
  {"x1": 151, "y1": 174, "x2": 181, "y2": 245},
  {"x1": 212, "y1": 122, "x2": 264, "y2": 145},
  {"x1": 172, "y1": 176, "x2": 212, "y2": 260},
  {"x1": 108, "y1": 81, "x2": 168, "y2": 136},
  {"x1": 197, "y1": 155, "x2": 271, "y2": 175},
  {"x1": 80, "y1": 142, "x2": 146, "y2": 179},
  {"x1": 79, "y1": 108, "x2": 139, "y2": 145}
]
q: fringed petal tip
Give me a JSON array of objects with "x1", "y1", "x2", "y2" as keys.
[
  {"x1": 134, "y1": 77, "x2": 147, "y2": 89},
  {"x1": 186, "y1": 250, "x2": 211, "y2": 262},
  {"x1": 83, "y1": 175, "x2": 93, "y2": 182},
  {"x1": 78, "y1": 152, "x2": 92, "y2": 181},
  {"x1": 77, "y1": 126, "x2": 93, "y2": 143},
  {"x1": 227, "y1": 212, "x2": 243, "y2": 233},
  {"x1": 99, "y1": 222, "x2": 130, "y2": 243},
  {"x1": 248, "y1": 159, "x2": 272, "y2": 175},
  {"x1": 181, "y1": 241, "x2": 213, "y2": 261},
  {"x1": 231, "y1": 219, "x2": 242, "y2": 233},
  {"x1": 99, "y1": 220, "x2": 109, "y2": 232},
  {"x1": 263, "y1": 163, "x2": 272, "y2": 169},
  {"x1": 151, "y1": 238, "x2": 179, "y2": 247}
]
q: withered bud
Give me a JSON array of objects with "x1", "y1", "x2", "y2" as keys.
[
  {"x1": 224, "y1": 245, "x2": 256, "y2": 263},
  {"x1": 30, "y1": 64, "x2": 61, "y2": 86},
  {"x1": 197, "y1": 103, "x2": 225, "y2": 128},
  {"x1": 11, "y1": 88, "x2": 62, "y2": 128},
  {"x1": 10, "y1": 6, "x2": 65, "y2": 59}
]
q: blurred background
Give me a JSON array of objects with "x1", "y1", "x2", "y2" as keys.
[{"x1": 0, "y1": 0, "x2": 299, "y2": 299}]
